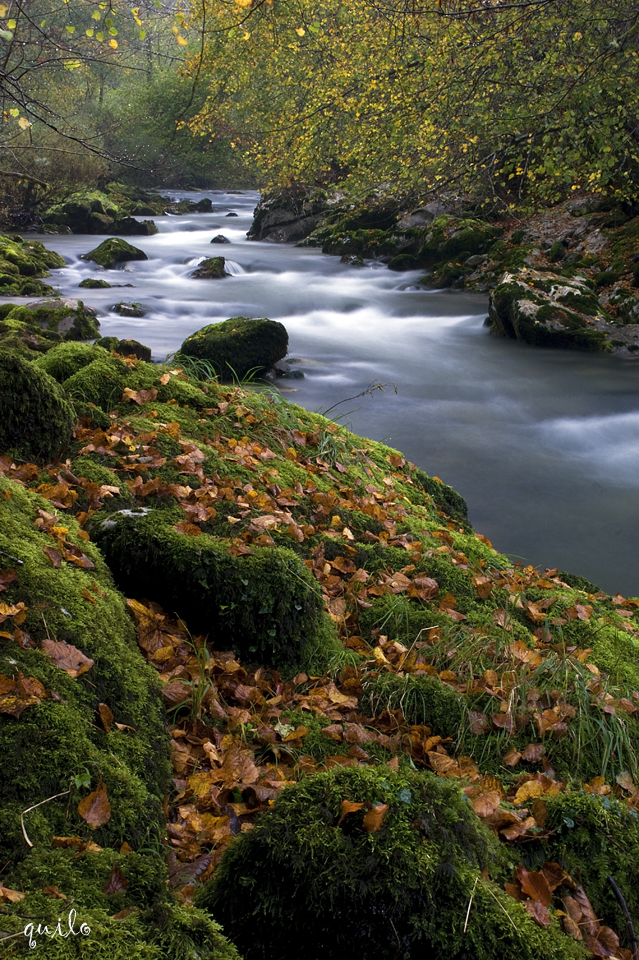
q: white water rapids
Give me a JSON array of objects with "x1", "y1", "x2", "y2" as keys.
[{"x1": 36, "y1": 189, "x2": 639, "y2": 595}]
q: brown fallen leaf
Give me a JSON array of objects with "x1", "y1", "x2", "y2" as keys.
[
  {"x1": 102, "y1": 863, "x2": 129, "y2": 895},
  {"x1": 0, "y1": 884, "x2": 25, "y2": 903},
  {"x1": 362, "y1": 804, "x2": 388, "y2": 833},
  {"x1": 42, "y1": 885, "x2": 67, "y2": 900},
  {"x1": 524, "y1": 899, "x2": 551, "y2": 927},
  {"x1": 78, "y1": 780, "x2": 111, "y2": 829},
  {"x1": 0, "y1": 672, "x2": 45, "y2": 718},
  {"x1": 337, "y1": 800, "x2": 365, "y2": 826},
  {"x1": 98, "y1": 702, "x2": 114, "y2": 734},
  {"x1": 41, "y1": 637, "x2": 94, "y2": 678},
  {"x1": 471, "y1": 791, "x2": 501, "y2": 819},
  {"x1": 516, "y1": 865, "x2": 552, "y2": 906}
]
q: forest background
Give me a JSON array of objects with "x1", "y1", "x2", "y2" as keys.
[{"x1": 1, "y1": 0, "x2": 638, "y2": 219}]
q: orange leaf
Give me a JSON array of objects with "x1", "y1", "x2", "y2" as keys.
[
  {"x1": 516, "y1": 866, "x2": 552, "y2": 906},
  {"x1": 362, "y1": 804, "x2": 388, "y2": 833},
  {"x1": 471, "y1": 791, "x2": 501, "y2": 819},
  {"x1": 77, "y1": 780, "x2": 111, "y2": 829},
  {"x1": 98, "y1": 702, "x2": 114, "y2": 734},
  {"x1": 337, "y1": 800, "x2": 364, "y2": 825},
  {"x1": 524, "y1": 899, "x2": 551, "y2": 927}
]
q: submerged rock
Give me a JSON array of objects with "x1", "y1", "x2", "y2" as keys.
[
  {"x1": 190, "y1": 256, "x2": 228, "y2": 279},
  {"x1": 179, "y1": 316, "x2": 288, "y2": 379},
  {"x1": 80, "y1": 237, "x2": 148, "y2": 270},
  {"x1": 210, "y1": 234, "x2": 231, "y2": 244}
]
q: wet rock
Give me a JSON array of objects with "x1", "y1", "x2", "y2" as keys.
[
  {"x1": 110, "y1": 216, "x2": 158, "y2": 237},
  {"x1": 210, "y1": 235, "x2": 231, "y2": 244},
  {"x1": 248, "y1": 188, "x2": 332, "y2": 242},
  {"x1": 486, "y1": 268, "x2": 637, "y2": 352},
  {"x1": 109, "y1": 301, "x2": 146, "y2": 318},
  {"x1": 0, "y1": 234, "x2": 64, "y2": 297},
  {"x1": 340, "y1": 254, "x2": 365, "y2": 266},
  {"x1": 27, "y1": 297, "x2": 98, "y2": 318},
  {"x1": 191, "y1": 256, "x2": 228, "y2": 279},
  {"x1": 80, "y1": 238, "x2": 148, "y2": 270},
  {"x1": 179, "y1": 316, "x2": 288, "y2": 379},
  {"x1": 79, "y1": 278, "x2": 112, "y2": 289},
  {"x1": 226, "y1": 212, "x2": 238, "y2": 217}
]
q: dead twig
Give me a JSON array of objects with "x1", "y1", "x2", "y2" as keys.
[
  {"x1": 607, "y1": 875, "x2": 638, "y2": 960},
  {"x1": 20, "y1": 789, "x2": 70, "y2": 848}
]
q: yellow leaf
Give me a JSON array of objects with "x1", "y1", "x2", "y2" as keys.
[
  {"x1": 295, "y1": 26, "x2": 305, "y2": 36},
  {"x1": 109, "y1": 38, "x2": 118, "y2": 48},
  {"x1": 18, "y1": 117, "x2": 31, "y2": 130},
  {"x1": 176, "y1": 34, "x2": 187, "y2": 46}
]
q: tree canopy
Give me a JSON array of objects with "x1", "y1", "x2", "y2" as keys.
[{"x1": 187, "y1": 0, "x2": 639, "y2": 207}]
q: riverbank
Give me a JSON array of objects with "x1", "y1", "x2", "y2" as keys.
[{"x1": 1, "y1": 335, "x2": 639, "y2": 958}]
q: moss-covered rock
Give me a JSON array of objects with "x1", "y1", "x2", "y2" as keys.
[
  {"x1": 486, "y1": 269, "x2": 630, "y2": 350},
  {"x1": 0, "y1": 352, "x2": 76, "y2": 462},
  {"x1": 95, "y1": 336, "x2": 152, "y2": 361},
  {"x1": 179, "y1": 317, "x2": 288, "y2": 380},
  {"x1": 0, "y1": 847, "x2": 241, "y2": 959},
  {"x1": 79, "y1": 278, "x2": 112, "y2": 289},
  {"x1": 200, "y1": 766, "x2": 585, "y2": 960},
  {"x1": 110, "y1": 301, "x2": 146, "y2": 318},
  {"x1": 0, "y1": 478, "x2": 171, "y2": 861},
  {"x1": 0, "y1": 233, "x2": 64, "y2": 297},
  {"x1": 190, "y1": 257, "x2": 228, "y2": 279},
  {"x1": 0, "y1": 300, "x2": 100, "y2": 357},
  {"x1": 91, "y1": 509, "x2": 340, "y2": 674},
  {"x1": 34, "y1": 341, "x2": 107, "y2": 382},
  {"x1": 80, "y1": 239, "x2": 148, "y2": 270}
]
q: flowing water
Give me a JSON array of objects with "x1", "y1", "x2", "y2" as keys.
[{"x1": 36, "y1": 189, "x2": 639, "y2": 596}]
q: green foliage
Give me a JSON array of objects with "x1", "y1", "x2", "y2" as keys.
[
  {"x1": 200, "y1": 766, "x2": 585, "y2": 960},
  {"x1": 179, "y1": 318, "x2": 289, "y2": 380},
  {"x1": 0, "y1": 352, "x2": 76, "y2": 463},
  {"x1": 361, "y1": 673, "x2": 464, "y2": 739}
]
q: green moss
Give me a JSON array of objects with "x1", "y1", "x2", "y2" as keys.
[
  {"x1": 79, "y1": 278, "x2": 112, "y2": 289},
  {"x1": 412, "y1": 469, "x2": 468, "y2": 523},
  {"x1": 63, "y1": 356, "x2": 129, "y2": 411},
  {"x1": 35, "y1": 342, "x2": 109, "y2": 382},
  {"x1": 80, "y1": 239, "x2": 148, "y2": 270},
  {"x1": 0, "y1": 478, "x2": 171, "y2": 860},
  {"x1": 179, "y1": 317, "x2": 289, "y2": 380},
  {"x1": 0, "y1": 352, "x2": 76, "y2": 463},
  {"x1": 1, "y1": 849, "x2": 241, "y2": 959},
  {"x1": 548, "y1": 241, "x2": 566, "y2": 262},
  {"x1": 200, "y1": 766, "x2": 585, "y2": 960},
  {"x1": 91, "y1": 509, "x2": 341, "y2": 674}
]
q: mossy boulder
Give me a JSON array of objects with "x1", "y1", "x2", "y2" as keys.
[
  {"x1": 201, "y1": 766, "x2": 585, "y2": 960},
  {"x1": 0, "y1": 352, "x2": 76, "y2": 462},
  {"x1": 95, "y1": 336, "x2": 152, "y2": 361},
  {"x1": 1, "y1": 847, "x2": 241, "y2": 960},
  {"x1": 0, "y1": 233, "x2": 64, "y2": 297},
  {"x1": 79, "y1": 278, "x2": 112, "y2": 289},
  {"x1": 486, "y1": 269, "x2": 628, "y2": 350},
  {"x1": 179, "y1": 317, "x2": 288, "y2": 380},
  {"x1": 58, "y1": 351, "x2": 210, "y2": 411},
  {"x1": 0, "y1": 478, "x2": 172, "y2": 860},
  {"x1": 34, "y1": 341, "x2": 108, "y2": 382},
  {"x1": 0, "y1": 300, "x2": 100, "y2": 357},
  {"x1": 418, "y1": 216, "x2": 503, "y2": 265},
  {"x1": 80, "y1": 239, "x2": 148, "y2": 270},
  {"x1": 91, "y1": 509, "x2": 340, "y2": 673},
  {"x1": 110, "y1": 301, "x2": 146, "y2": 318},
  {"x1": 210, "y1": 234, "x2": 231, "y2": 244},
  {"x1": 191, "y1": 257, "x2": 228, "y2": 279},
  {"x1": 42, "y1": 191, "x2": 120, "y2": 232}
]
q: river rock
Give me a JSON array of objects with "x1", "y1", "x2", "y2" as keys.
[
  {"x1": 248, "y1": 189, "x2": 332, "y2": 242},
  {"x1": 110, "y1": 216, "x2": 159, "y2": 237},
  {"x1": 210, "y1": 235, "x2": 231, "y2": 244},
  {"x1": 486, "y1": 268, "x2": 639, "y2": 352},
  {"x1": 179, "y1": 316, "x2": 288, "y2": 379},
  {"x1": 109, "y1": 301, "x2": 146, "y2": 318},
  {"x1": 79, "y1": 278, "x2": 112, "y2": 289},
  {"x1": 80, "y1": 238, "x2": 148, "y2": 270},
  {"x1": 226, "y1": 212, "x2": 238, "y2": 217},
  {"x1": 0, "y1": 299, "x2": 100, "y2": 355},
  {"x1": 27, "y1": 297, "x2": 98, "y2": 318},
  {"x1": 191, "y1": 256, "x2": 228, "y2": 279}
]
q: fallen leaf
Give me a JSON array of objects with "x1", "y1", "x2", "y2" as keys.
[
  {"x1": 0, "y1": 884, "x2": 25, "y2": 903},
  {"x1": 362, "y1": 804, "x2": 388, "y2": 833},
  {"x1": 102, "y1": 863, "x2": 129, "y2": 894},
  {"x1": 524, "y1": 899, "x2": 551, "y2": 927},
  {"x1": 41, "y1": 637, "x2": 94, "y2": 678},
  {"x1": 98, "y1": 702, "x2": 114, "y2": 734},
  {"x1": 78, "y1": 780, "x2": 111, "y2": 829},
  {"x1": 516, "y1": 866, "x2": 552, "y2": 906},
  {"x1": 42, "y1": 885, "x2": 67, "y2": 900},
  {"x1": 337, "y1": 800, "x2": 365, "y2": 825}
]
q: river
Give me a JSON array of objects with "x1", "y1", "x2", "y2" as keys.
[{"x1": 37, "y1": 189, "x2": 639, "y2": 596}]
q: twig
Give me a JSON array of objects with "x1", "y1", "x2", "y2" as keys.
[
  {"x1": 20, "y1": 789, "x2": 70, "y2": 848},
  {"x1": 464, "y1": 876, "x2": 479, "y2": 932},
  {"x1": 0, "y1": 548, "x2": 23, "y2": 565},
  {"x1": 484, "y1": 884, "x2": 518, "y2": 931},
  {"x1": 41, "y1": 614, "x2": 52, "y2": 642},
  {"x1": 608, "y1": 875, "x2": 638, "y2": 960},
  {"x1": 320, "y1": 381, "x2": 398, "y2": 419}
]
